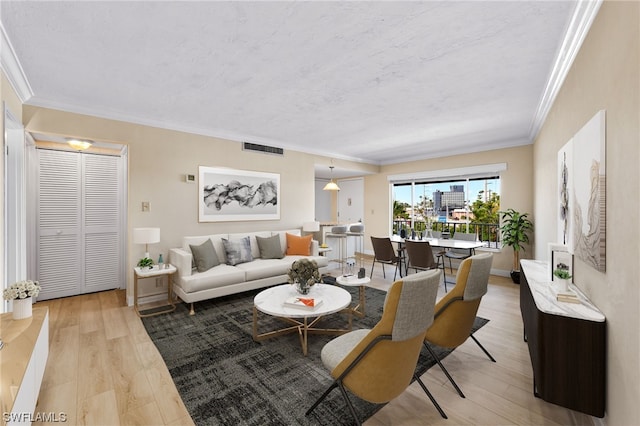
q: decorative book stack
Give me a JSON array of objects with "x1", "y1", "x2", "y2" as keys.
[
  {"x1": 284, "y1": 297, "x2": 323, "y2": 309},
  {"x1": 556, "y1": 289, "x2": 580, "y2": 304}
]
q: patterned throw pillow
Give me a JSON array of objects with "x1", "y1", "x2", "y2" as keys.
[
  {"x1": 256, "y1": 234, "x2": 284, "y2": 259},
  {"x1": 222, "y1": 236, "x2": 254, "y2": 266},
  {"x1": 189, "y1": 239, "x2": 220, "y2": 273}
]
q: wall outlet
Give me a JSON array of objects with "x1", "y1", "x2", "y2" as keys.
[{"x1": 142, "y1": 201, "x2": 150, "y2": 212}]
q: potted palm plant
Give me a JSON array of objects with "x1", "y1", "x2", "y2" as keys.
[{"x1": 499, "y1": 208, "x2": 534, "y2": 284}]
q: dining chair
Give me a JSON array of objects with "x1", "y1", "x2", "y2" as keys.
[
  {"x1": 370, "y1": 236, "x2": 401, "y2": 279},
  {"x1": 444, "y1": 232, "x2": 477, "y2": 273},
  {"x1": 422, "y1": 252, "x2": 495, "y2": 398},
  {"x1": 404, "y1": 240, "x2": 448, "y2": 290},
  {"x1": 306, "y1": 270, "x2": 446, "y2": 425}
]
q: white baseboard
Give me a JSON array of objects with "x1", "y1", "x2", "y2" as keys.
[
  {"x1": 491, "y1": 268, "x2": 510, "y2": 277},
  {"x1": 126, "y1": 292, "x2": 168, "y2": 307}
]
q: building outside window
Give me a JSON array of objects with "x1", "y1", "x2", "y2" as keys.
[{"x1": 391, "y1": 175, "x2": 501, "y2": 247}]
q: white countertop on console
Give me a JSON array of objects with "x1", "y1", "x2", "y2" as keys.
[{"x1": 521, "y1": 260, "x2": 605, "y2": 322}]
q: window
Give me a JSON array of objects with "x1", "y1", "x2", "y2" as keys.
[{"x1": 389, "y1": 164, "x2": 505, "y2": 248}]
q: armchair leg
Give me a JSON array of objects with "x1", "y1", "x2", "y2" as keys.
[
  {"x1": 414, "y1": 374, "x2": 447, "y2": 419},
  {"x1": 189, "y1": 303, "x2": 195, "y2": 316},
  {"x1": 305, "y1": 381, "x2": 339, "y2": 416},
  {"x1": 470, "y1": 334, "x2": 496, "y2": 362},
  {"x1": 424, "y1": 342, "x2": 465, "y2": 398},
  {"x1": 338, "y1": 382, "x2": 361, "y2": 426}
]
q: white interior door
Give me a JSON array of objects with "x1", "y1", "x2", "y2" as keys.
[
  {"x1": 37, "y1": 149, "x2": 123, "y2": 300},
  {"x1": 337, "y1": 178, "x2": 364, "y2": 224}
]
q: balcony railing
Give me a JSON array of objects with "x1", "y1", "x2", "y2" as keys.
[{"x1": 392, "y1": 219, "x2": 500, "y2": 249}]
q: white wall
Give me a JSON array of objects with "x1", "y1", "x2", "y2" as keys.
[{"x1": 314, "y1": 179, "x2": 332, "y2": 222}]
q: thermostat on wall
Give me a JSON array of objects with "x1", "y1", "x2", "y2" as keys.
[{"x1": 185, "y1": 174, "x2": 196, "y2": 183}]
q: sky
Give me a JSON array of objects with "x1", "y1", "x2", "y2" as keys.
[{"x1": 393, "y1": 178, "x2": 500, "y2": 206}]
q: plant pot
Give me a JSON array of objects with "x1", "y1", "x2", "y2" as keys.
[
  {"x1": 556, "y1": 278, "x2": 570, "y2": 293},
  {"x1": 12, "y1": 297, "x2": 33, "y2": 320},
  {"x1": 510, "y1": 270, "x2": 521, "y2": 284}
]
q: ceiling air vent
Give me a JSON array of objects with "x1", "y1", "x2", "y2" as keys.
[{"x1": 242, "y1": 142, "x2": 284, "y2": 156}]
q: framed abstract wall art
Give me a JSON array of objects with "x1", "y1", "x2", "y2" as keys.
[
  {"x1": 198, "y1": 166, "x2": 280, "y2": 222},
  {"x1": 557, "y1": 110, "x2": 606, "y2": 272}
]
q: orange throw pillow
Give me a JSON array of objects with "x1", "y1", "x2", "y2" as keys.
[{"x1": 286, "y1": 233, "x2": 312, "y2": 256}]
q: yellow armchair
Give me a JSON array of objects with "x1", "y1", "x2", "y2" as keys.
[
  {"x1": 423, "y1": 252, "x2": 495, "y2": 398},
  {"x1": 306, "y1": 269, "x2": 445, "y2": 425}
]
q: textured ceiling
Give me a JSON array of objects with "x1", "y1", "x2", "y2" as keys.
[{"x1": 1, "y1": 1, "x2": 577, "y2": 168}]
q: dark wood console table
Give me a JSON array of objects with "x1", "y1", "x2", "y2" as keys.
[{"x1": 520, "y1": 260, "x2": 606, "y2": 418}]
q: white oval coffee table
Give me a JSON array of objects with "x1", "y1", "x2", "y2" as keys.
[
  {"x1": 252, "y1": 283, "x2": 352, "y2": 356},
  {"x1": 335, "y1": 275, "x2": 371, "y2": 318}
]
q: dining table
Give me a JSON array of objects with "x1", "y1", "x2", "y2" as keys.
[{"x1": 389, "y1": 234, "x2": 487, "y2": 278}]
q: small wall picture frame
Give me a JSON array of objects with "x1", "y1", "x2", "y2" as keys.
[{"x1": 548, "y1": 243, "x2": 573, "y2": 283}]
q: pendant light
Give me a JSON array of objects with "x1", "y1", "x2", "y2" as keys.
[
  {"x1": 323, "y1": 166, "x2": 340, "y2": 191},
  {"x1": 67, "y1": 138, "x2": 93, "y2": 151}
]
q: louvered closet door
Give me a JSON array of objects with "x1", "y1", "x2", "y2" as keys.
[
  {"x1": 83, "y1": 154, "x2": 121, "y2": 293},
  {"x1": 37, "y1": 150, "x2": 123, "y2": 300}
]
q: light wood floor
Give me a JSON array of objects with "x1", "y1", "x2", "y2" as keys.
[{"x1": 32, "y1": 260, "x2": 597, "y2": 425}]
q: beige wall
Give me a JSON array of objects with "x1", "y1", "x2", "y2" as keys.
[
  {"x1": 22, "y1": 106, "x2": 323, "y2": 299},
  {"x1": 21, "y1": 106, "x2": 378, "y2": 300},
  {"x1": 364, "y1": 144, "x2": 534, "y2": 274},
  {"x1": 533, "y1": 1, "x2": 639, "y2": 423}
]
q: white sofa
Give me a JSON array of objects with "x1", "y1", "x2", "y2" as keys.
[{"x1": 169, "y1": 229, "x2": 330, "y2": 314}]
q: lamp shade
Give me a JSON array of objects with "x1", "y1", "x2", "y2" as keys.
[
  {"x1": 322, "y1": 180, "x2": 340, "y2": 191},
  {"x1": 322, "y1": 165, "x2": 341, "y2": 191},
  {"x1": 133, "y1": 228, "x2": 160, "y2": 245},
  {"x1": 303, "y1": 221, "x2": 320, "y2": 232},
  {"x1": 67, "y1": 139, "x2": 93, "y2": 151}
]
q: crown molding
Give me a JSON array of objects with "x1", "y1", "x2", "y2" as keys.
[
  {"x1": 528, "y1": 0, "x2": 603, "y2": 142},
  {"x1": 0, "y1": 22, "x2": 33, "y2": 102}
]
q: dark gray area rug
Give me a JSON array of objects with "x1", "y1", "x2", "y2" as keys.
[{"x1": 142, "y1": 285, "x2": 488, "y2": 426}]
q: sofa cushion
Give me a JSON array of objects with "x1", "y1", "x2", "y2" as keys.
[
  {"x1": 222, "y1": 236, "x2": 254, "y2": 266},
  {"x1": 236, "y1": 258, "x2": 292, "y2": 281},
  {"x1": 256, "y1": 234, "x2": 284, "y2": 259},
  {"x1": 286, "y1": 233, "x2": 312, "y2": 256},
  {"x1": 189, "y1": 239, "x2": 220, "y2": 272},
  {"x1": 178, "y1": 264, "x2": 246, "y2": 293}
]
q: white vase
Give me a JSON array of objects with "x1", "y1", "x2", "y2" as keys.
[
  {"x1": 12, "y1": 297, "x2": 33, "y2": 320},
  {"x1": 557, "y1": 278, "x2": 570, "y2": 293}
]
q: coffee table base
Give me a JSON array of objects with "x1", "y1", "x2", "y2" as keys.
[{"x1": 252, "y1": 307, "x2": 353, "y2": 356}]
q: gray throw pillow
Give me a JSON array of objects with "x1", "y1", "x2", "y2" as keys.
[
  {"x1": 189, "y1": 239, "x2": 220, "y2": 273},
  {"x1": 222, "y1": 236, "x2": 253, "y2": 266},
  {"x1": 256, "y1": 235, "x2": 284, "y2": 259}
]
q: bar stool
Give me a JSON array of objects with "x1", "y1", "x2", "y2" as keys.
[
  {"x1": 347, "y1": 223, "x2": 365, "y2": 270},
  {"x1": 325, "y1": 225, "x2": 348, "y2": 273}
]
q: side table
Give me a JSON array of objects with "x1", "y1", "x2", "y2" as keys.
[
  {"x1": 133, "y1": 265, "x2": 177, "y2": 317},
  {"x1": 318, "y1": 247, "x2": 333, "y2": 256},
  {"x1": 336, "y1": 275, "x2": 370, "y2": 317}
]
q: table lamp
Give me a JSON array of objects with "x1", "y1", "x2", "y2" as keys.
[
  {"x1": 302, "y1": 221, "x2": 320, "y2": 234},
  {"x1": 133, "y1": 227, "x2": 160, "y2": 259}
]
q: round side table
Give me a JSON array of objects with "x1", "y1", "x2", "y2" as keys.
[{"x1": 335, "y1": 275, "x2": 370, "y2": 317}]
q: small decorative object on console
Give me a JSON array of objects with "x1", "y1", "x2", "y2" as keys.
[
  {"x1": 3, "y1": 280, "x2": 41, "y2": 301},
  {"x1": 3, "y1": 280, "x2": 41, "y2": 320}
]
